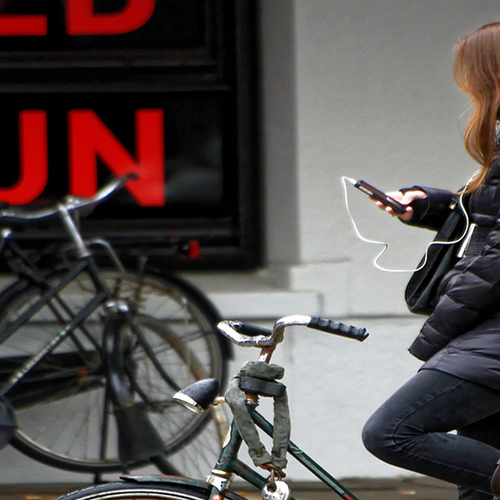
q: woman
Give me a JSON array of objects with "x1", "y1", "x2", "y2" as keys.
[{"x1": 362, "y1": 22, "x2": 500, "y2": 500}]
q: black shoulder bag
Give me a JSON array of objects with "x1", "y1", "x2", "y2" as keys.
[{"x1": 404, "y1": 200, "x2": 467, "y2": 315}]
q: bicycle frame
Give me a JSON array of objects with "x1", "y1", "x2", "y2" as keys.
[
  {"x1": 0, "y1": 216, "x2": 122, "y2": 398},
  {"x1": 207, "y1": 407, "x2": 361, "y2": 500},
  {"x1": 0, "y1": 194, "x2": 175, "y2": 463},
  {"x1": 0, "y1": 257, "x2": 109, "y2": 398},
  {"x1": 0, "y1": 219, "x2": 182, "y2": 477},
  {"x1": 123, "y1": 406, "x2": 361, "y2": 500}
]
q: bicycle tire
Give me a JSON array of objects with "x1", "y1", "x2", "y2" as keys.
[
  {"x1": 54, "y1": 481, "x2": 249, "y2": 500},
  {"x1": 0, "y1": 267, "x2": 229, "y2": 477}
]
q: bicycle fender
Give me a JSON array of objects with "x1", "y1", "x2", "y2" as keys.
[{"x1": 121, "y1": 475, "x2": 248, "y2": 500}]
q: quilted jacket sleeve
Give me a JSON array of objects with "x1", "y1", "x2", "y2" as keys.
[{"x1": 409, "y1": 215, "x2": 500, "y2": 361}]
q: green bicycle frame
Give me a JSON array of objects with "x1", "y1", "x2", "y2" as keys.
[{"x1": 207, "y1": 406, "x2": 362, "y2": 500}]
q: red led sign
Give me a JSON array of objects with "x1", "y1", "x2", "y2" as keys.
[
  {"x1": 0, "y1": 109, "x2": 166, "y2": 207},
  {"x1": 0, "y1": 0, "x2": 156, "y2": 37}
]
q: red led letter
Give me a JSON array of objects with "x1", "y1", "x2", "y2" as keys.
[
  {"x1": 0, "y1": 111, "x2": 48, "y2": 204},
  {"x1": 66, "y1": 0, "x2": 156, "y2": 35},
  {"x1": 0, "y1": 15, "x2": 47, "y2": 36},
  {"x1": 68, "y1": 109, "x2": 165, "y2": 207}
]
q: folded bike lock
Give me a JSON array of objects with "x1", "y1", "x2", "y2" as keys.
[
  {"x1": 104, "y1": 313, "x2": 167, "y2": 467},
  {"x1": 225, "y1": 361, "x2": 290, "y2": 471}
]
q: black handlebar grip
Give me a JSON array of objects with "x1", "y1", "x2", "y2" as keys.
[
  {"x1": 233, "y1": 322, "x2": 273, "y2": 337},
  {"x1": 308, "y1": 316, "x2": 369, "y2": 342}
]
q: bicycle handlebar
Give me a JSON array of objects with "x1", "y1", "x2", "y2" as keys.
[
  {"x1": 217, "y1": 314, "x2": 368, "y2": 348},
  {"x1": 307, "y1": 316, "x2": 369, "y2": 340},
  {"x1": 0, "y1": 174, "x2": 137, "y2": 224}
]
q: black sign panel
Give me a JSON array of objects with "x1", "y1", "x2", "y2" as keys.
[{"x1": 0, "y1": 0, "x2": 258, "y2": 269}]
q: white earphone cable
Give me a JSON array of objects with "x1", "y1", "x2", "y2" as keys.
[{"x1": 340, "y1": 174, "x2": 475, "y2": 273}]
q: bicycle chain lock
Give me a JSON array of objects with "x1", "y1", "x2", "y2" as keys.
[{"x1": 225, "y1": 360, "x2": 291, "y2": 491}]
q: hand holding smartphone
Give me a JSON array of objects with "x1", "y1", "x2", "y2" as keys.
[{"x1": 353, "y1": 180, "x2": 407, "y2": 214}]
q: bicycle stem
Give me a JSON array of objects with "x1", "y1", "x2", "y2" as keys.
[
  {"x1": 57, "y1": 204, "x2": 91, "y2": 258},
  {"x1": 258, "y1": 346, "x2": 276, "y2": 364}
]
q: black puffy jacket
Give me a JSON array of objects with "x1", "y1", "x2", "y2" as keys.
[{"x1": 406, "y1": 158, "x2": 500, "y2": 390}]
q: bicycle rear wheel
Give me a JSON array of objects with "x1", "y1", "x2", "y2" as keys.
[{"x1": 0, "y1": 267, "x2": 229, "y2": 477}]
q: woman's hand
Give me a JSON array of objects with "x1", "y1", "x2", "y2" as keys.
[{"x1": 372, "y1": 190, "x2": 427, "y2": 222}]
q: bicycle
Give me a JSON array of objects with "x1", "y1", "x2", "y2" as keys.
[
  {"x1": 0, "y1": 174, "x2": 231, "y2": 480},
  {"x1": 54, "y1": 314, "x2": 370, "y2": 500}
]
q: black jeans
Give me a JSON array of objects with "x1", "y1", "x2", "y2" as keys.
[{"x1": 362, "y1": 370, "x2": 500, "y2": 499}]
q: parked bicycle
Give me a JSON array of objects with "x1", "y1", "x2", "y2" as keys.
[
  {"x1": 0, "y1": 174, "x2": 231, "y2": 481},
  {"x1": 54, "y1": 314, "x2": 369, "y2": 500}
]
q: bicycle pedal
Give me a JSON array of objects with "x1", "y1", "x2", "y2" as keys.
[{"x1": 261, "y1": 481, "x2": 291, "y2": 500}]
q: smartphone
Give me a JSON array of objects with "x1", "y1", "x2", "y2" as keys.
[{"x1": 353, "y1": 180, "x2": 407, "y2": 214}]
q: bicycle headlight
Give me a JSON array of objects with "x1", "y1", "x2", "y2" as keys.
[{"x1": 173, "y1": 378, "x2": 220, "y2": 414}]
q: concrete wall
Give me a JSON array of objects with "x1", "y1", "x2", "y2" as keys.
[{"x1": 190, "y1": 0, "x2": 500, "y2": 483}]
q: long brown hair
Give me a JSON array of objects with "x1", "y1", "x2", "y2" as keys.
[{"x1": 454, "y1": 22, "x2": 500, "y2": 191}]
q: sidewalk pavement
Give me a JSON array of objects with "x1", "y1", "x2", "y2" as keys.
[
  {"x1": 0, "y1": 477, "x2": 459, "y2": 500},
  {"x1": 291, "y1": 477, "x2": 457, "y2": 499}
]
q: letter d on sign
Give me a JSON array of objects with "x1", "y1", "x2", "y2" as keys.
[{"x1": 66, "y1": 0, "x2": 156, "y2": 35}]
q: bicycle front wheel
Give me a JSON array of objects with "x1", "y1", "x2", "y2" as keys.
[
  {"x1": 0, "y1": 268, "x2": 229, "y2": 477},
  {"x1": 54, "y1": 481, "x2": 248, "y2": 500}
]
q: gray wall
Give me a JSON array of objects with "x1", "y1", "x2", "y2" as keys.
[{"x1": 197, "y1": 0, "x2": 500, "y2": 483}]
